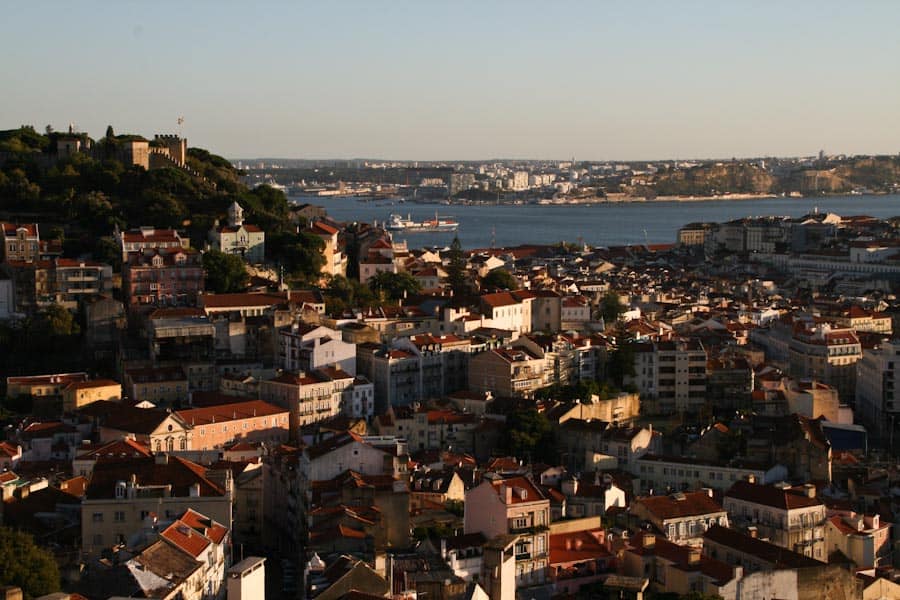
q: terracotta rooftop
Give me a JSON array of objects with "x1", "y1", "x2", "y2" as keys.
[
  {"x1": 634, "y1": 491, "x2": 725, "y2": 520},
  {"x1": 725, "y1": 480, "x2": 822, "y2": 510}
]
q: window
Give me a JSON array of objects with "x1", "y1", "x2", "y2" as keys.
[
  {"x1": 93, "y1": 534, "x2": 103, "y2": 546},
  {"x1": 93, "y1": 512, "x2": 104, "y2": 522},
  {"x1": 114, "y1": 511, "x2": 125, "y2": 522}
]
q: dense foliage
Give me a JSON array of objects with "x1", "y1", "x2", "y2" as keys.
[
  {"x1": 368, "y1": 271, "x2": 422, "y2": 301},
  {"x1": 203, "y1": 250, "x2": 250, "y2": 293},
  {"x1": 481, "y1": 268, "x2": 518, "y2": 290},
  {"x1": 0, "y1": 126, "x2": 293, "y2": 261},
  {"x1": 0, "y1": 526, "x2": 61, "y2": 598},
  {"x1": 599, "y1": 290, "x2": 625, "y2": 324},
  {"x1": 503, "y1": 408, "x2": 556, "y2": 464}
]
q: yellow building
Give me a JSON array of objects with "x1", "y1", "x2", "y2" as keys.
[{"x1": 62, "y1": 379, "x2": 122, "y2": 411}]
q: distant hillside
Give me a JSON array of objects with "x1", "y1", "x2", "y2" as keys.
[
  {"x1": 652, "y1": 163, "x2": 777, "y2": 196},
  {"x1": 628, "y1": 156, "x2": 900, "y2": 198}
]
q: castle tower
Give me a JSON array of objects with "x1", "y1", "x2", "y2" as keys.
[{"x1": 228, "y1": 201, "x2": 244, "y2": 227}]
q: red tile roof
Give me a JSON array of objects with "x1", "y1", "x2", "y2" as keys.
[
  {"x1": 489, "y1": 475, "x2": 546, "y2": 505},
  {"x1": 176, "y1": 400, "x2": 286, "y2": 426},
  {"x1": 550, "y1": 528, "x2": 611, "y2": 565},
  {"x1": 161, "y1": 520, "x2": 212, "y2": 558},
  {"x1": 634, "y1": 491, "x2": 725, "y2": 520},
  {"x1": 179, "y1": 507, "x2": 228, "y2": 544},
  {"x1": 725, "y1": 480, "x2": 822, "y2": 510}
]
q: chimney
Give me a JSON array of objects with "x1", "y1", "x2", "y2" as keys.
[
  {"x1": 504, "y1": 485, "x2": 513, "y2": 504},
  {"x1": 747, "y1": 526, "x2": 758, "y2": 539},
  {"x1": 155, "y1": 453, "x2": 169, "y2": 465},
  {"x1": 687, "y1": 547, "x2": 701, "y2": 565},
  {"x1": 802, "y1": 483, "x2": 816, "y2": 498},
  {"x1": 643, "y1": 533, "x2": 655, "y2": 548},
  {"x1": 745, "y1": 474, "x2": 756, "y2": 484}
]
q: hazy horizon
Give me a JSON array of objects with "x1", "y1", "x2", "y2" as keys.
[{"x1": 3, "y1": 1, "x2": 899, "y2": 161}]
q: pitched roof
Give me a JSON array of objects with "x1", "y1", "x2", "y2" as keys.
[
  {"x1": 85, "y1": 455, "x2": 225, "y2": 499},
  {"x1": 175, "y1": 400, "x2": 286, "y2": 426},
  {"x1": 725, "y1": 481, "x2": 822, "y2": 510},
  {"x1": 634, "y1": 491, "x2": 725, "y2": 520},
  {"x1": 487, "y1": 475, "x2": 546, "y2": 505},
  {"x1": 703, "y1": 525, "x2": 823, "y2": 568}
]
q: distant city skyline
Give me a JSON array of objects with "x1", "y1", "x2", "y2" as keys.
[{"x1": 2, "y1": 2, "x2": 899, "y2": 161}]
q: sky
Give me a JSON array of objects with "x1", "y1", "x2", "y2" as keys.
[{"x1": 2, "y1": 1, "x2": 899, "y2": 161}]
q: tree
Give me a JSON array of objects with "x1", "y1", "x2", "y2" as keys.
[
  {"x1": 368, "y1": 271, "x2": 422, "y2": 302},
  {"x1": 599, "y1": 290, "x2": 626, "y2": 324},
  {"x1": 445, "y1": 236, "x2": 471, "y2": 297},
  {"x1": 481, "y1": 268, "x2": 518, "y2": 290},
  {"x1": 203, "y1": 249, "x2": 249, "y2": 294},
  {"x1": 504, "y1": 408, "x2": 555, "y2": 464},
  {"x1": 0, "y1": 526, "x2": 61, "y2": 598},
  {"x1": 267, "y1": 231, "x2": 325, "y2": 284},
  {"x1": 324, "y1": 275, "x2": 375, "y2": 314},
  {"x1": 105, "y1": 125, "x2": 115, "y2": 139},
  {"x1": 33, "y1": 304, "x2": 80, "y2": 338},
  {"x1": 607, "y1": 343, "x2": 636, "y2": 389}
]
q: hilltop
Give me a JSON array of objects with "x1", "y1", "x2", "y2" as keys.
[{"x1": 0, "y1": 125, "x2": 293, "y2": 261}]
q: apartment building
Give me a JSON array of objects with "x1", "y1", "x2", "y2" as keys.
[
  {"x1": 630, "y1": 339, "x2": 707, "y2": 413},
  {"x1": 259, "y1": 367, "x2": 358, "y2": 431},
  {"x1": 631, "y1": 491, "x2": 729, "y2": 546},
  {"x1": 464, "y1": 474, "x2": 550, "y2": 589},
  {"x1": 116, "y1": 226, "x2": 190, "y2": 259},
  {"x1": 723, "y1": 480, "x2": 827, "y2": 561},
  {"x1": 124, "y1": 366, "x2": 189, "y2": 406},
  {"x1": 468, "y1": 347, "x2": 546, "y2": 398},
  {"x1": 1, "y1": 222, "x2": 40, "y2": 262},
  {"x1": 479, "y1": 291, "x2": 534, "y2": 334},
  {"x1": 61, "y1": 379, "x2": 121, "y2": 412},
  {"x1": 4, "y1": 258, "x2": 114, "y2": 313},
  {"x1": 636, "y1": 455, "x2": 788, "y2": 494},
  {"x1": 279, "y1": 323, "x2": 356, "y2": 375},
  {"x1": 175, "y1": 400, "x2": 290, "y2": 450},
  {"x1": 81, "y1": 453, "x2": 233, "y2": 559},
  {"x1": 123, "y1": 247, "x2": 204, "y2": 309},
  {"x1": 789, "y1": 324, "x2": 861, "y2": 402},
  {"x1": 856, "y1": 339, "x2": 900, "y2": 441},
  {"x1": 825, "y1": 511, "x2": 892, "y2": 569}
]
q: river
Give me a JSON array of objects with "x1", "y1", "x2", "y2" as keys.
[{"x1": 289, "y1": 194, "x2": 900, "y2": 249}]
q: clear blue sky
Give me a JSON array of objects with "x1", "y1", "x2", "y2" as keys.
[{"x1": 2, "y1": 1, "x2": 898, "y2": 160}]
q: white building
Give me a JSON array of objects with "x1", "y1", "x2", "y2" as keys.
[
  {"x1": 227, "y1": 556, "x2": 266, "y2": 600},
  {"x1": 279, "y1": 323, "x2": 356, "y2": 375},
  {"x1": 856, "y1": 339, "x2": 900, "y2": 440},
  {"x1": 209, "y1": 202, "x2": 266, "y2": 263}
]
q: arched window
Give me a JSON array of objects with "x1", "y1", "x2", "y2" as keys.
[{"x1": 167, "y1": 437, "x2": 174, "y2": 452}]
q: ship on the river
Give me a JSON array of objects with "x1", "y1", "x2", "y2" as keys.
[{"x1": 387, "y1": 213, "x2": 459, "y2": 232}]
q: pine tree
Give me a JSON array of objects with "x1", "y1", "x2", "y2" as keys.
[{"x1": 445, "y1": 236, "x2": 470, "y2": 297}]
